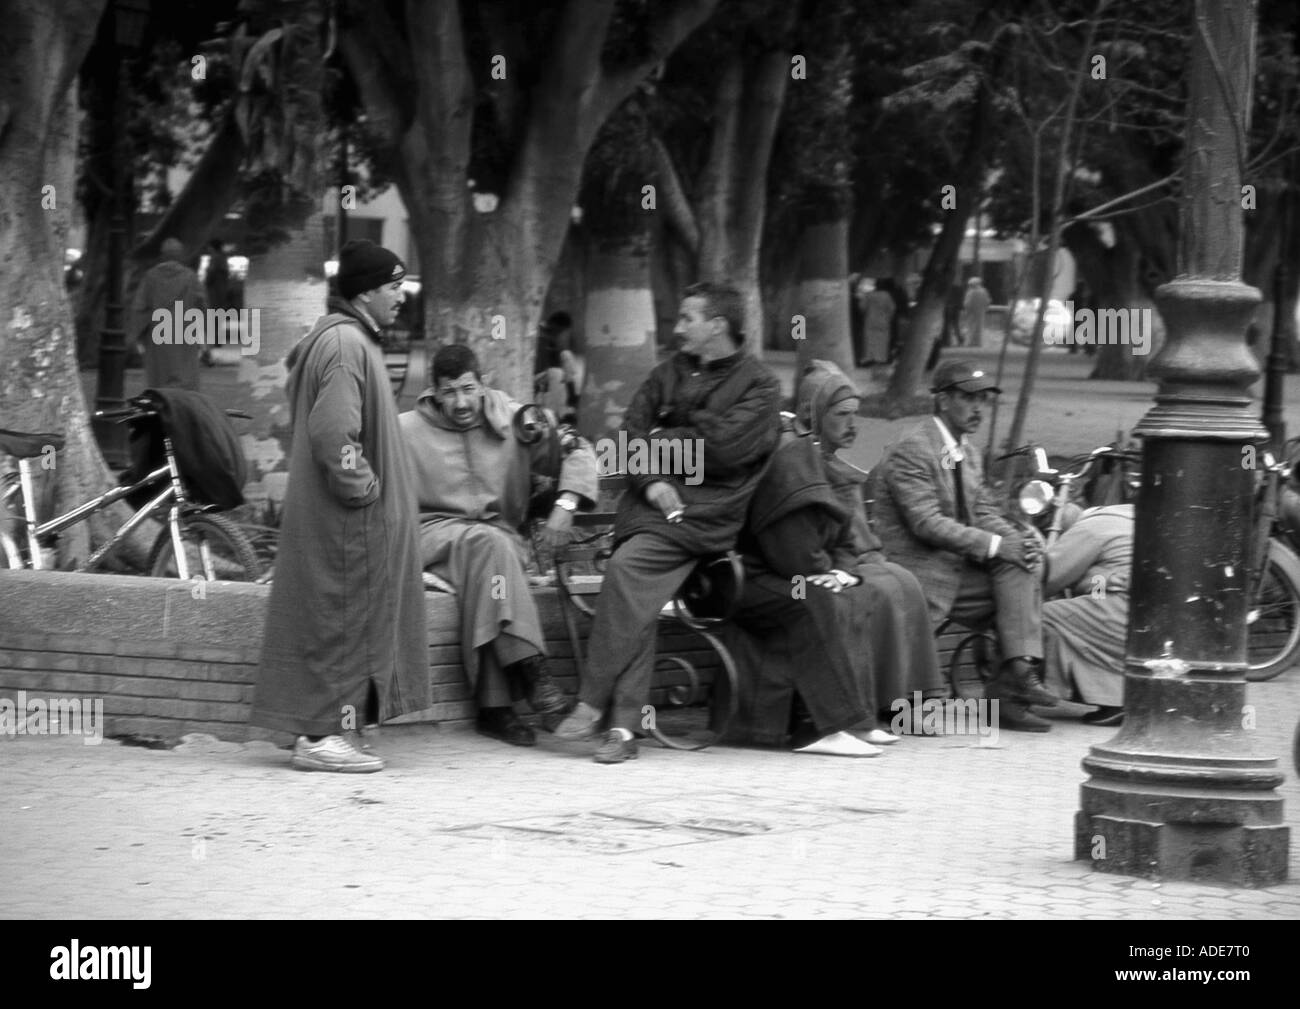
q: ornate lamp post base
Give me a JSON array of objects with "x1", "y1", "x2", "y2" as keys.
[
  {"x1": 1075, "y1": 678, "x2": 1288, "y2": 886},
  {"x1": 1073, "y1": 278, "x2": 1289, "y2": 888}
]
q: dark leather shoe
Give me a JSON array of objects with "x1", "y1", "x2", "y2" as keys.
[
  {"x1": 994, "y1": 657, "x2": 1059, "y2": 707},
  {"x1": 1082, "y1": 705, "x2": 1124, "y2": 726},
  {"x1": 996, "y1": 699, "x2": 1052, "y2": 732},
  {"x1": 593, "y1": 730, "x2": 638, "y2": 764},
  {"x1": 512, "y1": 657, "x2": 573, "y2": 722},
  {"x1": 476, "y1": 707, "x2": 536, "y2": 747}
]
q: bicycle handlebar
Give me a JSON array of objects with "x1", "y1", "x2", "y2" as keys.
[{"x1": 1055, "y1": 445, "x2": 1140, "y2": 482}]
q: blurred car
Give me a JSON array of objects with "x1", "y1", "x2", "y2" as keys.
[{"x1": 1009, "y1": 298, "x2": 1073, "y2": 346}]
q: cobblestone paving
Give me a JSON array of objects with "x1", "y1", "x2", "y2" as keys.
[{"x1": 3, "y1": 679, "x2": 1298, "y2": 919}]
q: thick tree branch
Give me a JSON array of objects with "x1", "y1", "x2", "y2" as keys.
[
  {"x1": 595, "y1": 0, "x2": 720, "y2": 123},
  {"x1": 338, "y1": 15, "x2": 406, "y2": 147},
  {"x1": 650, "y1": 134, "x2": 699, "y2": 255},
  {"x1": 406, "y1": 0, "x2": 473, "y2": 169},
  {"x1": 131, "y1": 110, "x2": 245, "y2": 263}
]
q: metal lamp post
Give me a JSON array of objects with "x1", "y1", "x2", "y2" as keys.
[
  {"x1": 1074, "y1": 0, "x2": 1288, "y2": 886},
  {"x1": 91, "y1": 0, "x2": 151, "y2": 469}
]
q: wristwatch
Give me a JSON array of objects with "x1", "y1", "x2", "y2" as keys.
[{"x1": 554, "y1": 496, "x2": 578, "y2": 512}]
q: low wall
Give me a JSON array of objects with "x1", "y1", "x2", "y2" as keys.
[{"x1": 0, "y1": 569, "x2": 722, "y2": 745}]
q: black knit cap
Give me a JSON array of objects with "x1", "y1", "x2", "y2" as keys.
[{"x1": 338, "y1": 239, "x2": 406, "y2": 299}]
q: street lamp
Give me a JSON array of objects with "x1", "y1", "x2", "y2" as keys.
[
  {"x1": 92, "y1": 0, "x2": 151, "y2": 468},
  {"x1": 1074, "y1": 0, "x2": 1288, "y2": 886}
]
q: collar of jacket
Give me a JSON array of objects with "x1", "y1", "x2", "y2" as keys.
[
  {"x1": 677, "y1": 347, "x2": 746, "y2": 372},
  {"x1": 413, "y1": 385, "x2": 516, "y2": 439},
  {"x1": 325, "y1": 295, "x2": 382, "y2": 341}
]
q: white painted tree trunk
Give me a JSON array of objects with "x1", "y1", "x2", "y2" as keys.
[
  {"x1": 0, "y1": 0, "x2": 154, "y2": 567},
  {"x1": 793, "y1": 219, "x2": 855, "y2": 380},
  {"x1": 577, "y1": 239, "x2": 660, "y2": 441}
]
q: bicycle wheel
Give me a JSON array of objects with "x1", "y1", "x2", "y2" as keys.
[
  {"x1": 1245, "y1": 538, "x2": 1300, "y2": 681},
  {"x1": 148, "y1": 512, "x2": 263, "y2": 581}
]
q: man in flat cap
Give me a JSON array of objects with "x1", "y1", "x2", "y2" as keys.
[
  {"x1": 251, "y1": 239, "x2": 429, "y2": 771},
  {"x1": 866, "y1": 361, "x2": 1057, "y2": 731}
]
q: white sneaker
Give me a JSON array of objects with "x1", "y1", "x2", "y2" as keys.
[
  {"x1": 855, "y1": 728, "x2": 901, "y2": 746},
  {"x1": 794, "y1": 731, "x2": 881, "y2": 757},
  {"x1": 292, "y1": 734, "x2": 384, "y2": 773},
  {"x1": 343, "y1": 725, "x2": 380, "y2": 752}
]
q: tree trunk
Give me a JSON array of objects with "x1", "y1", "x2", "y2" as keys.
[
  {"x1": 342, "y1": 0, "x2": 717, "y2": 403},
  {"x1": 695, "y1": 49, "x2": 790, "y2": 351},
  {"x1": 414, "y1": 203, "x2": 548, "y2": 399},
  {"x1": 576, "y1": 235, "x2": 660, "y2": 440},
  {"x1": 885, "y1": 207, "x2": 969, "y2": 411},
  {"x1": 0, "y1": 0, "x2": 155, "y2": 567},
  {"x1": 74, "y1": 198, "x2": 112, "y2": 366},
  {"x1": 130, "y1": 112, "x2": 246, "y2": 280},
  {"x1": 762, "y1": 236, "x2": 802, "y2": 358},
  {"x1": 1064, "y1": 223, "x2": 1151, "y2": 380},
  {"x1": 792, "y1": 218, "x2": 854, "y2": 379},
  {"x1": 72, "y1": 18, "x2": 116, "y2": 368}
]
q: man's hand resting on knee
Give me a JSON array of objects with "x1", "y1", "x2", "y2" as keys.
[{"x1": 994, "y1": 530, "x2": 1042, "y2": 572}]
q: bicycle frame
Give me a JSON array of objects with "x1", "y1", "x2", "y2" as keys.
[
  {"x1": 1246, "y1": 449, "x2": 1289, "y2": 601},
  {"x1": 3, "y1": 431, "x2": 196, "y2": 579}
]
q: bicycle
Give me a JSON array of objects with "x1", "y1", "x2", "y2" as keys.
[
  {"x1": 946, "y1": 442, "x2": 1140, "y2": 698},
  {"x1": 948, "y1": 440, "x2": 1300, "y2": 692},
  {"x1": 1242, "y1": 438, "x2": 1300, "y2": 680},
  {"x1": 1, "y1": 393, "x2": 262, "y2": 581}
]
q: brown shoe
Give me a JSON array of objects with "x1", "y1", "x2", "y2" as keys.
[
  {"x1": 992, "y1": 657, "x2": 1059, "y2": 707},
  {"x1": 475, "y1": 707, "x2": 536, "y2": 747},
  {"x1": 511, "y1": 656, "x2": 573, "y2": 730},
  {"x1": 994, "y1": 698, "x2": 1052, "y2": 732}
]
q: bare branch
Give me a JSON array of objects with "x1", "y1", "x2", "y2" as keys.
[{"x1": 1063, "y1": 172, "x2": 1180, "y2": 225}]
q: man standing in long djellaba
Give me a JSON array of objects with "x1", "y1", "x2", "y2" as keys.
[{"x1": 250, "y1": 239, "x2": 429, "y2": 772}]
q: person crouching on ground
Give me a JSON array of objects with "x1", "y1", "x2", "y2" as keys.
[
  {"x1": 1041, "y1": 503, "x2": 1134, "y2": 727},
  {"x1": 249, "y1": 239, "x2": 428, "y2": 772},
  {"x1": 399, "y1": 344, "x2": 597, "y2": 747}
]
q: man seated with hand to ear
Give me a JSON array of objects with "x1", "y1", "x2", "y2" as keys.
[{"x1": 399, "y1": 344, "x2": 598, "y2": 748}]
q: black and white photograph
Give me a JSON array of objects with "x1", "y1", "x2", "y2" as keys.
[{"x1": 1, "y1": 0, "x2": 1297, "y2": 947}]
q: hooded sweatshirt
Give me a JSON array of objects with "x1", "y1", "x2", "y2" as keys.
[{"x1": 399, "y1": 386, "x2": 597, "y2": 534}]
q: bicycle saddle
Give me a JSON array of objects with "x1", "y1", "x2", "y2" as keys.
[{"x1": 0, "y1": 428, "x2": 66, "y2": 459}]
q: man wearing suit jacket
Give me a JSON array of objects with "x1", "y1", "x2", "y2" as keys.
[{"x1": 866, "y1": 361, "x2": 1059, "y2": 731}]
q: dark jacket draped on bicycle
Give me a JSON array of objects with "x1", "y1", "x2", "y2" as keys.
[
  {"x1": 249, "y1": 296, "x2": 430, "y2": 736},
  {"x1": 123, "y1": 388, "x2": 246, "y2": 510}
]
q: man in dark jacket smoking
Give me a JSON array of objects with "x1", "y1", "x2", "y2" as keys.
[{"x1": 554, "y1": 282, "x2": 781, "y2": 763}]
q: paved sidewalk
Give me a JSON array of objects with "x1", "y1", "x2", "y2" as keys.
[{"x1": 3, "y1": 675, "x2": 1298, "y2": 919}]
